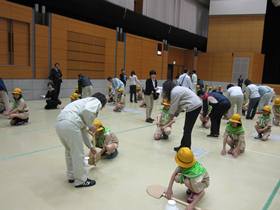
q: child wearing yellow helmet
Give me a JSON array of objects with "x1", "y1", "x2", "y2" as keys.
[
  {"x1": 221, "y1": 113, "x2": 245, "y2": 158},
  {"x1": 8, "y1": 88, "x2": 29, "y2": 126},
  {"x1": 165, "y1": 147, "x2": 209, "y2": 210},
  {"x1": 272, "y1": 98, "x2": 280, "y2": 126},
  {"x1": 255, "y1": 105, "x2": 272, "y2": 141},
  {"x1": 88, "y1": 119, "x2": 119, "y2": 164},
  {"x1": 154, "y1": 99, "x2": 176, "y2": 140},
  {"x1": 113, "y1": 88, "x2": 125, "y2": 112}
]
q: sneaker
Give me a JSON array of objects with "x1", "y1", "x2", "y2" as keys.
[
  {"x1": 254, "y1": 134, "x2": 262, "y2": 139},
  {"x1": 162, "y1": 133, "x2": 169, "y2": 140},
  {"x1": 145, "y1": 118, "x2": 153, "y2": 123},
  {"x1": 173, "y1": 146, "x2": 181, "y2": 152},
  {"x1": 105, "y1": 149, "x2": 118, "y2": 159},
  {"x1": 207, "y1": 134, "x2": 219, "y2": 137},
  {"x1": 75, "y1": 178, "x2": 96, "y2": 188},
  {"x1": 68, "y1": 179, "x2": 74, "y2": 183}
]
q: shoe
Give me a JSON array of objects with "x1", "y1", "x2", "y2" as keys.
[
  {"x1": 254, "y1": 134, "x2": 262, "y2": 139},
  {"x1": 207, "y1": 134, "x2": 219, "y2": 137},
  {"x1": 145, "y1": 118, "x2": 153, "y2": 123},
  {"x1": 68, "y1": 179, "x2": 74, "y2": 183},
  {"x1": 149, "y1": 118, "x2": 155, "y2": 122},
  {"x1": 173, "y1": 146, "x2": 181, "y2": 152},
  {"x1": 186, "y1": 189, "x2": 192, "y2": 195},
  {"x1": 162, "y1": 133, "x2": 169, "y2": 140},
  {"x1": 75, "y1": 178, "x2": 96, "y2": 188},
  {"x1": 105, "y1": 149, "x2": 118, "y2": 159}
]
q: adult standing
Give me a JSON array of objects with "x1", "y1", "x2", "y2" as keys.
[
  {"x1": 128, "y1": 71, "x2": 141, "y2": 103},
  {"x1": 177, "y1": 69, "x2": 194, "y2": 91},
  {"x1": 0, "y1": 78, "x2": 10, "y2": 114},
  {"x1": 244, "y1": 79, "x2": 260, "y2": 119},
  {"x1": 191, "y1": 70, "x2": 198, "y2": 93},
  {"x1": 226, "y1": 84, "x2": 244, "y2": 116},
  {"x1": 198, "y1": 90, "x2": 231, "y2": 137},
  {"x1": 119, "y1": 69, "x2": 127, "y2": 87},
  {"x1": 49, "y1": 63, "x2": 63, "y2": 101},
  {"x1": 237, "y1": 75, "x2": 244, "y2": 88},
  {"x1": 162, "y1": 80, "x2": 202, "y2": 150},
  {"x1": 78, "y1": 74, "x2": 94, "y2": 98},
  {"x1": 144, "y1": 70, "x2": 158, "y2": 123},
  {"x1": 257, "y1": 85, "x2": 275, "y2": 112},
  {"x1": 56, "y1": 92, "x2": 107, "y2": 188}
]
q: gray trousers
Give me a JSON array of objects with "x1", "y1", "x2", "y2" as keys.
[
  {"x1": 56, "y1": 120, "x2": 88, "y2": 186},
  {"x1": 145, "y1": 94, "x2": 154, "y2": 119},
  {"x1": 0, "y1": 90, "x2": 10, "y2": 112},
  {"x1": 228, "y1": 95, "x2": 244, "y2": 117},
  {"x1": 258, "y1": 92, "x2": 274, "y2": 112},
  {"x1": 82, "y1": 85, "x2": 94, "y2": 98}
]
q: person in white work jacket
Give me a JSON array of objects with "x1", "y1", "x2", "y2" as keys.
[
  {"x1": 56, "y1": 92, "x2": 107, "y2": 188},
  {"x1": 225, "y1": 84, "x2": 244, "y2": 117},
  {"x1": 177, "y1": 69, "x2": 194, "y2": 91}
]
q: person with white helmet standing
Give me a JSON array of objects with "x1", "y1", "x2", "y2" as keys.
[{"x1": 55, "y1": 92, "x2": 107, "y2": 188}]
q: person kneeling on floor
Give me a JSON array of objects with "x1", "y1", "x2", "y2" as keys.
[
  {"x1": 165, "y1": 147, "x2": 209, "y2": 210},
  {"x1": 221, "y1": 114, "x2": 245, "y2": 158},
  {"x1": 113, "y1": 88, "x2": 125, "y2": 112},
  {"x1": 272, "y1": 98, "x2": 280, "y2": 126},
  {"x1": 255, "y1": 105, "x2": 272, "y2": 141},
  {"x1": 45, "y1": 81, "x2": 61, "y2": 109},
  {"x1": 88, "y1": 119, "x2": 118, "y2": 164},
  {"x1": 8, "y1": 88, "x2": 29, "y2": 126},
  {"x1": 154, "y1": 99, "x2": 175, "y2": 140}
]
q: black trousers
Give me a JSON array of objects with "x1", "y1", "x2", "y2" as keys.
[
  {"x1": 45, "y1": 99, "x2": 60, "y2": 109},
  {"x1": 130, "y1": 85, "x2": 137, "y2": 102},
  {"x1": 180, "y1": 106, "x2": 202, "y2": 148},
  {"x1": 210, "y1": 102, "x2": 231, "y2": 135},
  {"x1": 246, "y1": 97, "x2": 260, "y2": 119},
  {"x1": 53, "y1": 82, "x2": 61, "y2": 100}
]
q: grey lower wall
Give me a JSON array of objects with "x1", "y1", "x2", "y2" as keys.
[
  {"x1": 3, "y1": 79, "x2": 167, "y2": 100},
  {"x1": 2, "y1": 79, "x2": 239, "y2": 101}
]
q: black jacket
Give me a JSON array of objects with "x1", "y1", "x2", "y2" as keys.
[
  {"x1": 119, "y1": 73, "x2": 127, "y2": 86},
  {"x1": 144, "y1": 79, "x2": 157, "y2": 95},
  {"x1": 49, "y1": 68, "x2": 63, "y2": 83}
]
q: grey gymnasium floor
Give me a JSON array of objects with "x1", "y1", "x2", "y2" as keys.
[{"x1": 0, "y1": 98, "x2": 279, "y2": 210}]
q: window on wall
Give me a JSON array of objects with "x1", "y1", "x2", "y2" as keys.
[{"x1": 0, "y1": 17, "x2": 30, "y2": 66}]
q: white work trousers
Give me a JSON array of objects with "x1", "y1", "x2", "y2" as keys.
[
  {"x1": 56, "y1": 119, "x2": 88, "y2": 186},
  {"x1": 228, "y1": 95, "x2": 244, "y2": 117},
  {"x1": 258, "y1": 92, "x2": 274, "y2": 112}
]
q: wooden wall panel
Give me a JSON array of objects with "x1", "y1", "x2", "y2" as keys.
[
  {"x1": 0, "y1": 18, "x2": 8, "y2": 65},
  {"x1": 0, "y1": 1, "x2": 32, "y2": 78},
  {"x1": 197, "y1": 52, "x2": 233, "y2": 82},
  {"x1": 35, "y1": 25, "x2": 49, "y2": 78},
  {"x1": 207, "y1": 15, "x2": 265, "y2": 53}
]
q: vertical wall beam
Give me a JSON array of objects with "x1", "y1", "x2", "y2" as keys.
[
  {"x1": 123, "y1": 32, "x2": 126, "y2": 72},
  {"x1": 48, "y1": 13, "x2": 52, "y2": 73},
  {"x1": 31, "y1": 8, "x2": 36, "y2": 79},
  {"x1": 114, "y1": 27, "x2": 119, "y2": 77}
]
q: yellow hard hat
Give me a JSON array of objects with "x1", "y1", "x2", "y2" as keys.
[
  {"x1": 229, "y1": 113, "x2": 241, "y2": 124},
  {"x1": 274, "y1": 98, "x2": 280, "y2": 106},
  {"x1": 117, "y1": 88, "x2": 124, "y2": 93},
  {"x1": 263, "y1": 105, "x2": 271, "y2": 113},
  {"x1": 175, "y1": 147, "x2": 196, "y2": 169},
  {"x1": 12, "y1": 88, "x2": 22, "y2": 95},
  {"x1": 161, "y1": 99, "x2": 170, "y2": 106},
  {"x1": 70, "y1": 92, "x2": 79, "y2": 101},
  {"x1": 93, "y1": 119, "x2": 104, "y2": 132}
]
